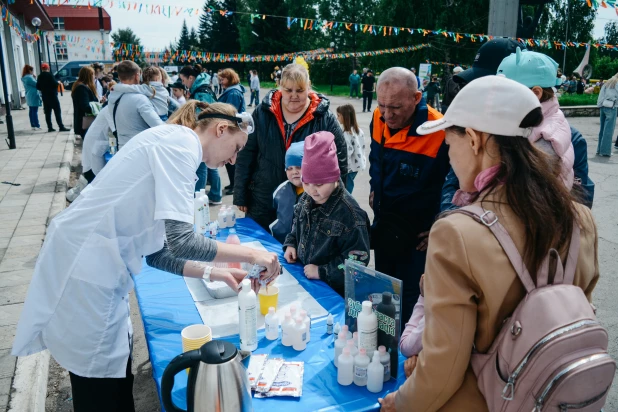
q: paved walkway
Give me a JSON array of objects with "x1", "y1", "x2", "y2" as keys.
[{"x1": 0, "y1": 95, "x2": 74, "y2": 412}]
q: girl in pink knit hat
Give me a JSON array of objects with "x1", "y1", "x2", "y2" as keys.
[{"x1": 283, "y1": 131, "x2": 370, "y2": 296}]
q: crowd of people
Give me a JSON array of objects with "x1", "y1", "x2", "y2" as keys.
[{"x1": 12, "y1": 36, "x2": 612, "y2": 412}]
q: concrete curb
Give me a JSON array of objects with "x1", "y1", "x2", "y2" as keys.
[
  {"x1": 8, "y1": 351, "x2": 50, "y2": 412},
  {"x1": 8, "y1": 128, "x2": 76, "y2": 412}
]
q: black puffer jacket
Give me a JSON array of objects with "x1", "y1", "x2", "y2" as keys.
[{"x1": 234, "y1": 90, "x2": 348, "y2": 230}]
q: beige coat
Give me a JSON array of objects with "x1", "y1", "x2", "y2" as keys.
[{"x1": 395, "y1": 191, "x2": 599, "y2": 411}]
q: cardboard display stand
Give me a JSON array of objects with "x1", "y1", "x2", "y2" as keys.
[{"x1": 344, "y1": 260, "x2": 403, "y2": 379}]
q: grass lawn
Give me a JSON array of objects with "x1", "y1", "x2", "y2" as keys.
[{"x1": 558, "y1": 93, "x2": 598, "y2": 107}]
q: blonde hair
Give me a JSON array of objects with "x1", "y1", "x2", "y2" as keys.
[
  {"x1": 604, "y1": 73, "x2": 618, "y2": 89},
  {"x1": 142, "y1": 66, "x2": 162, "y2": 84},
  {"x1": 158, "y1": 67, "x2": 171, "y2": 86},
  {"x1": 280, "y1": 63, "x2": 311, "y2": 89},
  {"x1": 167, "y1": 100, "x2": 241, "y2": 133}
]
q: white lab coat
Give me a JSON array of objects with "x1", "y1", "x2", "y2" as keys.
[{"x1": 12, "y1": 124, "x2": 202, "y2": 378}]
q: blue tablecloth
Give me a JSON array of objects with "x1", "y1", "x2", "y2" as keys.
[{"x1": 132, "y1": 217, "x2": 407, "y2": 411}]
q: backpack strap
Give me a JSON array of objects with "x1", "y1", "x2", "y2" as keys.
[
  {"x1": 449, "y1": 205, "x2": 537, "y2": 293},
  {"x1": 112, "y1": 94, "x2": 124, "y2": 148},
  {"x1": 554, "y1": 223, "x2": 581, "y2": 286}
]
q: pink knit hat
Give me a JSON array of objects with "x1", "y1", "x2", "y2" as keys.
[{"x1": 301, "y1": 131, "x2": 340, "y2": 184}]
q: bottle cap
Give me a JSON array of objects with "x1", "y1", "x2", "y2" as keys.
[
  {"x1": 343, "y1": 347, "x2": 350, "y2": 356},
  {"x1": 373, "y1": 350, "x2": 381, "y2": 360},
  {"x1": 230, "y1": 229, "x2": 236, "y2": 234},
  {"x1": 379, "y1": 345, "x2": 386, "y2": 353},
  {"x1": 382, "y1": 292, "x2": 392, "y2": 305},
  {"x1": 362, "y1": 301, "x2": 373, "y2": 313},
  {"x1": 296, "y1": 318, "x2": 303, "y2": 325},
  {"x1": 290, "y1": 303, "x2": 297, "y2": 312},
  {"x1": 346, "y1": 340, "x2": 355, "y2": 347},
  {"x1": 338, "y1": 332, "x2": 347, "y2": 341},
  {"x1": 300, "y1": 309, "x2": 307, "y2": 317},
  {"x1": 241, "y1": 279, "x2": 251, "y2": 289},
  {"x1": 268, "y1": 307, "x2": 275, "y2": 315},
  {"x1": 200, "y1": 189, "x2": 206, "y2": 196},
  {"x1": 285, "y1": 313, "x2": 291, "y2": 321},
  {"x1": 327, "y1": 313, "x2": 333, "y2": 322},
  {"x1": 195, "y1": 191, "x2": 200, "y2": 198},
  {"x1": 353, "y1": 332, "x2": 358, "y2": 339},
  {"x1": 359, "y1": 348, "x2": 367, "y2": 356},
  {"x1": 341, "y1": 324, "x2": 349, "y2": 333}
]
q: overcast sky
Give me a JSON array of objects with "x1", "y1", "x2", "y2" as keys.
[{"x1": 103, "y1": 1, "x2": 615, "y2": 50}]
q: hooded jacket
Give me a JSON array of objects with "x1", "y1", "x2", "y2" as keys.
[
  {"x1": 22, "y1": 75, "x2": 41, "y2": 107},
  {"x1": 107, "y1": 88, "x2": 163, "y2": 148},
  {"x1": 189, "y1": 73, "x2": 216, "y2": 104},
  {"x1": 233, "y1": 90, "x2": 348, "y2": 229},
  {"x1": 218, "y1": 83, "x2": 246, "y2": 113}
]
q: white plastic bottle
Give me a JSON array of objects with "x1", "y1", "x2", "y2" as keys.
[
  {"x1": 357, "y1": 301, "x2": 378, "y2": 359},
  {"x1": 217, "y1": 206, "x2": 228, "y2": 229},
  {"x1": 293, "y1": 318, "x2": 307, "y2": 351},
  {"x1": 341, "y1": 324, "x2": 353, "y2": 340},
  {"x1": 194, "y1": 192, "x2": 204, "y2": 234},
  {"x1": 229, "y1": 206, "x2": 237, "y2": 227},
  {"x1": 334, "y1": 322, "x2": 341, "y2": 337},
  {"x1": 264, "y1": 307, "x2": 279, "y2": 341},
  {"x1": 281, "y1": 313, "x2": 294, "y2": 347},
  {"x1": 199, "y1": 189, "x2": 210, "y2": 229},
  {"x1": 337, "y1": 347, "x2": 354, "y2": 386},
  {"x1": 378, "y1": 345, "x2": 391, "y2": 382},
  {"x1": 353, "y1": 348, "x2": 370, "y2": 387},
  {"x1": 238, "y1": 279, "x2": 257, "y2": 351},
  {"x1": 346, "y1": 339, "x2": 358, "y2": 359},
  {"x1": 334, "y1": 332, "x2": 347, "y2": 368},
  {"x1": 300, "y1": 310, "x2": 310, "y2": 343},
  {"x1": 367, "y1": 350, "x2": 384, "y2": 393},
  {"x1": 223, "y1": 206, "x2": 233, "y2": 228}
]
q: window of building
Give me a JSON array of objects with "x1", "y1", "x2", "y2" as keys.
[
  {"x1": 52, "y1": 17, "x2": 64, "y2": 30},
  {"x1": 55, "y1": 41, "x2": 68, "y2": 61}
]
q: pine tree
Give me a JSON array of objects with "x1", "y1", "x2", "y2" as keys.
[
  {"x1": 177, "y1": 19, "x2": 192, "y2": 51},
  {"x1": 189, "y1": 27, "x2": 200, "y2": 50}
]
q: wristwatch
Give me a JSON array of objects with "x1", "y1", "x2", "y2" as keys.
[{"x1": 202, "y1": 265, "x2": 214, "y2": 282}]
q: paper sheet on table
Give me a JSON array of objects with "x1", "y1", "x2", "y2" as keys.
[{"x1": 185, "y1": 240, "x2": 328, "y2": 338}]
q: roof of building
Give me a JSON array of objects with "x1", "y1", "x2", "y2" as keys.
[{"x1": 43, "y1": 5, "x2": 111, "y2": 19}]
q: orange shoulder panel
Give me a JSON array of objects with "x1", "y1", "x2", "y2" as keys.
[{"x1": 371, "y1": 108, "x2": 445, "y2": 158}]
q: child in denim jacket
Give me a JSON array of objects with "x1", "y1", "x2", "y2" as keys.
[{"x1": 283, "y1": 131, "x2": 370, "y2": 297}]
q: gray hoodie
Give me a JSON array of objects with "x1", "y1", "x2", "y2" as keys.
[{"x1": 107, "y1": 88, "x2": 164, "y2": 148}]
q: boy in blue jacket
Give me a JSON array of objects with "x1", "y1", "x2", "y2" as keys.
[{"x1": 270, "y1": 141, "x2": 305, "y2": 243}]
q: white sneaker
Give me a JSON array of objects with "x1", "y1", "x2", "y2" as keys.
[
  {"x1": 209, "y1": 200, "x2": 223, "y2": 205},
  {"x1": 66, "y1": 175, "x2": 89, "y2": 202}
]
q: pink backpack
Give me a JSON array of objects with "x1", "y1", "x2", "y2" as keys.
[{"x1": 452, "y1": 206, "x2": 615, "y2": 412}]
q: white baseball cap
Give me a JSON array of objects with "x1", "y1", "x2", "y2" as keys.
[{"x1": 417, "y1": 75, "x2": 541, "y2": 137}]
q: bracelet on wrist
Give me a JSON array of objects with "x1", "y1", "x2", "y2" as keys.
[{"x1": 202, "y1": 265, "x2": 214, "y2": 282}]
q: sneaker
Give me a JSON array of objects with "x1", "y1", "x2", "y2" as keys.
[
  {"x1": 224, "y1": 187, "x2": 234, "y2": 195},
  {"x1": 48, "y1": 128, "x2": 57, "y2": 132},
  {"x1": 614, "y1": 145, "x2": 618, "y2": 149},
  {"x1": 59, "y1": 127, "x2": 71, "y2": 132},
  {"x1": 209, "y1": 200, "x2": 223, "y2": 205},
  {"x1": 66, "y1": 175, "x2": 89, "y2": 202}
]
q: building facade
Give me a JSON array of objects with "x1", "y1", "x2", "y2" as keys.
[{"x1": 44, "y1": 5, "x2": 112, "y2": 72}]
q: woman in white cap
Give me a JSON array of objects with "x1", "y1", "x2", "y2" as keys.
[{"x1": 379, "y1": 75, "x2": 599, "y2": 411}]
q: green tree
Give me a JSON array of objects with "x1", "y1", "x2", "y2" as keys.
[
  {"x1": 603, "y1": 21, "x2": 618, "y2": 45},
  {"x1": 111, "y1": 28, "x2": 144, "y2": 65},
  {"x1": 190, "y1": 27, "x2": 200, "y2": 50},
  {"x1": 177, "y1": 19, "x2": 192, "y2": 51}
]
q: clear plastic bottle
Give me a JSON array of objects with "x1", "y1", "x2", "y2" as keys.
[
  {"x1": 293, "y1": 318, "x2": 307, "y2": 351},
  {"x1": 378, "y1": 345, "x2": 391, "y2": 382},
  {"x1": 334, "y1": 322, "x2": 341, "y2": 337},
  {"x1": 229, "y1": 206, "x2": 237, "y2": 227},
  {"x1": 226, "y1": 229, "x2": 242, "y2": 269},
  {"x1": 264, "y1": 307, "x2": 279, "y2": 341},
  {"x1": 353, "y1": 348, "x2": 370, "y2": 387},
  {"x1": 346, "y1": 339, "x2": 358, "y2": 359},
  {"x1": 334, "y1": 332, "x2": 347, "y2": 368},
  {"x1": 357, "y1": 301, "x2": 378, "y2": 359},
  {"x1": 300, "y1": 310, "x2": 310, "y2": 343},
  {"x1": 326, "y1": 313, "x2": 334, "y2": 335},
  {"x1": 367, "y1": 350, "x2": 384, "y2": 393},
  {"x1": 217, "y1": 206, "x2": 228, "y2": 229},
  {"x1": 194, "y1": 191, "x2": 204, "y2": 234},
  {"x1": 337, "y1": 347, "x2": 354, "y2": 386},
  {"x1": 281, "y1": 313, "x2": 294, "y2": 347},
  {"x1": 199, "y1": 189, "x2": 210, "y2": 229},
  {"x1": 238, "y1": 279, "x2": 257, "y2": 351}
]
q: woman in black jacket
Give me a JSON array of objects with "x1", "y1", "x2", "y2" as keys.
[
  {"x1": 71, "y1": 66, "x2": 99, "y2": 138},
  {"x1": 234, "y1": 63, "x2": 348, "y2": 230}
]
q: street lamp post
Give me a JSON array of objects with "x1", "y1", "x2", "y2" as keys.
[
  {"x1": 330, "y1": 41, "x2": 335, "y2": 92},
  {"x1": 32, "y1": 18, "x2": 43, "y2": 69}
]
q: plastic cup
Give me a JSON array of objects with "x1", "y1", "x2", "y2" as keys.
[
  {"x1": 181, "y1": 324, "x2": 212, "y2": 373},
  {"x1": 258, "y1": 286, "x2": 279, "y2": 315}
]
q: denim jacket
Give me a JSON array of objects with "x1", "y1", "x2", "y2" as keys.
[{"x1": 283, "y1": 181, "x2": 370, "y2": 296}]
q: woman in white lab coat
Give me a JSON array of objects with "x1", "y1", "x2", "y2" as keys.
[{"x1": 12, "y1": 100, "x2": 280, "y2": 412}]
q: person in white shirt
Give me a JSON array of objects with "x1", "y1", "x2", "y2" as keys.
[
  {"x1": 171, "y1": 79, "x2": 187, "y2": 105},
  {"x1": 12, "y1": 100, "x2": 280, "y2": 412}
]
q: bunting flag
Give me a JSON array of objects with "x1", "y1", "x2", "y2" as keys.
[
  {"x1": 112, "y1": 43, "x2": 430, "y2": 64},
  {"x1": 31, "y1": 0, "x2": 618, "y2": 50},
  {"x1": 2, "y1": 5, "x2": 42, "y2": 43},
  {"x1": 425, "y1": 60, "x2": 471, "y2": 69}
]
